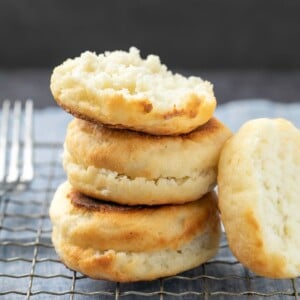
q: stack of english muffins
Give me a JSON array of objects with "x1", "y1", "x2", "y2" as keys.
[{"x1": 49, "y1": 47, "x2": 232, "y2": 282}]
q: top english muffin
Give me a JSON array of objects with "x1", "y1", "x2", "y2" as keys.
[{"x1": 50, "y1": 47, "x2": 216, "y2": 135}]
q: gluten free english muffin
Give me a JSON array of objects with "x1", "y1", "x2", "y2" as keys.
[
  {"x1": 63, "y1": 117, "x2": 231, "y2": 205},
  {"x1": 49, "y1": 182, "x2": 221, "y2": 282},
  {"x1": 50, "y1": 47, "x2": 216, "y2": 135},
  {"x1": 218, "y1": 118, "x2": 300, "y2": 278}
]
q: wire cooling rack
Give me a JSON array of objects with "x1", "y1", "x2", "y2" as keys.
[{"x1": 0, "y1": 142, "x2": 299, "y2": 300}]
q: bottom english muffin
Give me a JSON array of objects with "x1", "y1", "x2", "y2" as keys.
[{"x1": 49, "y1": 182, "x2": 221, "y2": 282}]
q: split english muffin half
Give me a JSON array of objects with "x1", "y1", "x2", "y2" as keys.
[
  {"x1": 50, "y1": 47, "x2": 216, "y2": 136},
  {"x1": 218, "y1": 118, "x2": 300, "y2": 278}
]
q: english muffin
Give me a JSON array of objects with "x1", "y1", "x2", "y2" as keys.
[
  {"x1": 218, "y1": 118, "x2": 300, "y2": 278},
  {"x1": 50, "y1": 182, "x2": 221, "y2": 282},
  {"x1": 50, "y1": 47, "x2": 216, "y2": 135},
  {"x1": 63, "y1": 117, "x2": 231, "y2": 205}
]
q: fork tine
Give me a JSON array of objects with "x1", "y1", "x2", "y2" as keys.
[
  {"x1": 20, "y1": 99, "x2": 34, "y2": 182},
  {"x1": 0, "y1": 100, "x2": 10, "y2": 182},
  {"x1": 6, "y1": 101, "x2": 21, "y2": 183}
]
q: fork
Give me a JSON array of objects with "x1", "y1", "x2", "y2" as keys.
[{"x1": 0, "y1": 100, "x2": 34, "y2": 189}]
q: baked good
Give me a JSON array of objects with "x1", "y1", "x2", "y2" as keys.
[
  {"x1": 63, "y1": 117, "x2": 231, "y2": 205},
  {"x1": 49, "y1": 181, "x2": 221, "y2": 282},
  {"x1": 218, "y1": 118, "x2": 300, "y2": 278},
  {"x1": 50, "y1": 47, "x2": 216, "y2": 135}
]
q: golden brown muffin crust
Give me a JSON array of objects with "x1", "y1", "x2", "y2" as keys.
[
  {"x1": 65, "y1": 117, "x2": 231, "y2": 179},
  {"x1": 51, "y1": 182, "x2": 219, "y2": 252}
]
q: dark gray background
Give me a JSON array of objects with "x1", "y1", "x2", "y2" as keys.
[{"x1": 0, "y1": 0, "x2": 299, "y2": 108}]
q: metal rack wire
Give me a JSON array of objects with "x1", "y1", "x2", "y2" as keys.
[{"x1": 0, "y1": 142, "x2": 299, "y2": 299}]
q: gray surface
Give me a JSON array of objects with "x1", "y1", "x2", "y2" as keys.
[
  {"x1": 0, "y1": 69, "x2": 300, "y2": 109},
  {"x1": 1, "y1": 100, "x2": 300, "y2": 299}
]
